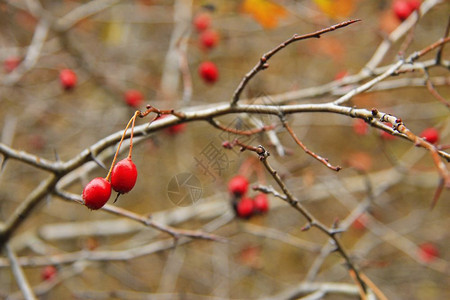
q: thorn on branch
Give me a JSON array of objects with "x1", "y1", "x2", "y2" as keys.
[
  {"x1": 90, "y1": 153, "x2": 107, "y2": 170},
  {"x1": 1, "y1": 157, "x2": 8, "y2": 172},
  {"x1": 282, "y1": 120, "x2": 341, "y2": 172}
]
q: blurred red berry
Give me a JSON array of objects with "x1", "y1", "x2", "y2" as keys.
[
  {"x1": 236, "y1": 197, "x2": 254, "y2": 218},
  {"x1": 352, "y1": 213, "x2": 368, "y2": 230},
  {"x1": 253, "y1": 193, "x2": 269, "y2": 213},
  {"x1": 198, "y1": 61, "x2": 218, "y2": 84},
  {"x1": 418, "y1": 242, "x2": 439, "y2": 263},
  {"x1": 4, "y1": 56, "x2": 21, "y2": 73},
  {"x1": 156, "y1": 114, "x2": 187, "y2": 135},
  {"x1": 28, "y1": 134, "x2": 46, "y2": 151},
  {"x1": 41, "y1": 265, "x2": 57, "y2": 281},
  {"x1": 393, "y1": 0, "x2": 418, "y2": 21},
  {"x1": 111, "y1": 158, "x2": 138, "y2": 194},
  {"x1": 380, "y1": 122, "x2": 396, "y2": 140},
  {"x1": 334, "y1": 70, "x2": 348, "y2": 81},
  {"x1": 124, "y1": 89, "x2": 144, "y2": 108},
  {"x1": 420, "y1": 127, "x2": 439, "y2": 144},
  {"x1": 82, "y1": 177, "x2": 111, "y2": 210},
  {"x1": 408, "y1": 0, "x2": 421, "y2": 11},
  {"x1": 59, "y1": 69, "x2": 77, "y2": 90},
  {"x1": 166, "y1": 123, "x2": 186, "y2": 135},
  {"x1": 200, "y1": 29, "x2": 219, "y2": 49},
  {"x1": 193, "y1": 12, "x2": 211, "y2": 32},
  {"x1": 228, "y1": 175, "x2": 249, "y2": 197},
  {"x1": 353, "y1": 119, "x2": 369, "y2": 135},
  {"x1": 238, "y1": 245, "x2": 262, "y2": 268}
]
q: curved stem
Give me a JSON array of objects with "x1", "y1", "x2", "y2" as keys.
[
  {"x1": 105, "y1": 112, "x2": 139, "y2": 181},
  {"x1": 128, "y1": 111, "x2": 140, "y2": 160}
]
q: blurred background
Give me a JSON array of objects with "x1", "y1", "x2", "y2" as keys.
[{"x1": 0, "y1": 0, "x2": 449, "y2": 299}]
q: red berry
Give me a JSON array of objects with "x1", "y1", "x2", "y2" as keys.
[
  {"x1": 418, "y1": 242, "x2": 439, "y2": 263},
  {"x1": 352, "y1": 213, "x2": 368, "y2": 230},
  {"x1": 353, "y1": 119, "x2": 369, "y2": 136},
  {"x1": 59, "y1": 69, "x2": 77, "y2": 90},
  {"x1": 200, "y1": 29, "x2": 219, "y2": 50},
  {"x1": 124, "y1": 89, "x2": 144, "y2": 108},
  {"x1": 408, "y1": 0, "x2": 421, "y2": 11},
  {"x1": 236, "y1": 197, "x2": 254, "y2": 218},
  {"x1": 41, "y1": 266, "x2": 57, "y2": 281},
  {"x1": 193, "y1": 12, "x2": 211, "y2": 32},
  {"x1": 253, "y1": 193, "x2": 269, "y2": 213},
  {"x1": 156, "y1": 114, "x2": 187, "y2": 135},
  {"x1": 393, "y1": 0, "x2": 413, "y2": 21},
  {"x1": 166, "y1": 123, "x2": 186, "y2": 135},
  {"x1": 83, "y1": 177, "x2": 111, "y2": 210},
  {"x1": 380, "y1": 122, "x2": 396, "y2": 140},
  {"x1": 334, "y1": 70, "x2": 348, "y2": 81},
  {"x1": 420, "y1": 127, "x2": 439, "y2": 144},
  {"x1": 198, "y1": 61, "x2": 218, "y2": 84},
  {"x1": 228, "y1": 175, "x2": 249, "y2": 196},
  {"x1": 111, "y1": 158, "x2": 138, "y2": 194},
  {"x1": 4, "y1": 56, "x2": 21, "y2": 73}
]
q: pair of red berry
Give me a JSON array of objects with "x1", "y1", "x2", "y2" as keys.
[
  {"x1": 83, "y1": 112, "x2": 141, "y2": 210},
  {"x1": 228, "y1": 175, "x2": 269, "y2": 219},
  {"x1": 82, "y1": 157, "x2": 137, "y2": 209},
  {"x1": 194, "y1": 12, "x2": 219, "y2": 51}
]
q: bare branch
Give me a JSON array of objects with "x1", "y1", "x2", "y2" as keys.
[
  {"x1": 4, "y1": 244, "x2": 37, "y2": 300},
  {"x1": 231, "y1": 19, "x2": 361, "y2": 105}
]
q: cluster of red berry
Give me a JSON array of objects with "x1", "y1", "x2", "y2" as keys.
[
  {"x1": 392, "y1": 0, "x2": 421, "y2": 21},
  {"x1": 82, "y1": 113, "x2": 139, "y2": 210},
  {"x1": 194, "y1": 11, "x2": 219, "y2": 84},
  {"x1": 228, "y1": 175, "x2": 269, "y2": 219}
]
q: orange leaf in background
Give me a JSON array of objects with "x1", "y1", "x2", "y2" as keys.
[
  {"x1": 307, "y1": 36, "x2": 345, "y2": 63},
  {"x1": 313, "y1": 0, "x2": 356, "y2": 19},
  {"x1": 241, "y1": 0, "x2": 287, "y2": 29}
]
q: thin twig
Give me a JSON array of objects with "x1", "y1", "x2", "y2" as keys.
[
  {"x1": 282, "y1": 120, "x2": 341, "y2": 171},
  {"x1": 436, "y1": 16, "x2": 450, "y2": 63},
  {"x1": 209, "y1": 118, "x2": 275, "y2": 136},
  {"x1": 4, "y1": 244, "x2": 38, "y2": 300},
  {"x1": 223, "y1": 140, "x2": 368, "y2": 294},
  {"x1": 231, "y1": 19, "x2": 361, "y2": 105}
]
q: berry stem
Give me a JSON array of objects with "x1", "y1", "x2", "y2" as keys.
[
  {"x1": 128, "y1": 111, "x2": 140, "y2": 159},
  {"x1": 105, "y1": 111, "x2": 139, "y2": 182}
]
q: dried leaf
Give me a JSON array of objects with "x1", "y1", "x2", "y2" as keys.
[
  {"x1": 241, "y1": 0, "x2": 287, "y2": 29},
  {"x1": 314, "y1": 0, "x2": 356, "y2": 19}
]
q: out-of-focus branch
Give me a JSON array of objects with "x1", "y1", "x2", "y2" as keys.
[
  {"x1": 4, "y1": 244, "x2": 37, "y2": 300},
  {"x1": 362, "y1": 0, "x2": 442, "y2": 73},
  {"x1": 2, "y1": 19, "x2": 50, "y2": 86},
  {"x1": 54, "y1": 0, "x2": 121, "y2": 32},
  {"x1": 54, "y1": 189, "x2": 227, "y2": 242}
]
